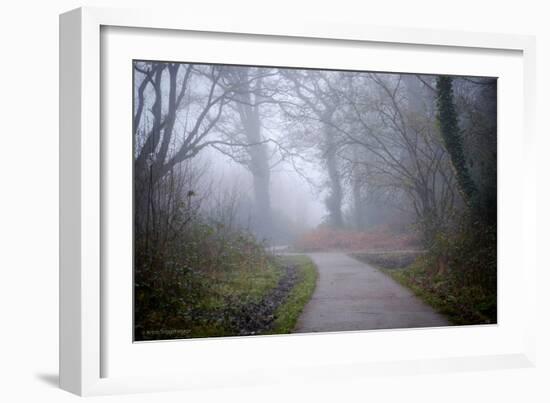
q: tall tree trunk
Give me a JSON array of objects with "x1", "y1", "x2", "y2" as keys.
[
  {"x1": 436, "y1": 76, "x2": 478, "y2": 210},
  {"x1": 351, "y1": 148, "x2": 363, "y2": 230},
  {"x1": 243, "y1": 108, "x2": 272, "y2": 239},
  {"x1": 323, "y1": 115, "x2": 343, "y2": 228},
  {"x1": 235, "y1": 72, "x2": 272, "y2": 239}
]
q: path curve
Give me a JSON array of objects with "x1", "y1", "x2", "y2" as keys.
[{"x1": 294, "y1": 252, "x2": 449, "y2": 333}]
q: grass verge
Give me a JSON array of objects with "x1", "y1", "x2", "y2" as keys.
[
  {"x1": 384, "y1": 263, "x2": 495, "y2": 325},
  {"x1": 139, "y1": 253, "x2": 318, "y2": 340},
  {"x1": 351, "y1": 252, "x2": 495, "y2": 325},
  {"x1": 183, "y1": 259, "x2": 285, "y2": 339},
  {"x1": 269, "y1": 255, "x2": 318, "y2": 334},
  {"x1": 351, "y1": 251, "x2": 423, "y2": 270}
]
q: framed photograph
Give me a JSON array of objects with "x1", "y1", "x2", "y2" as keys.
[{"x1": 60, "y1": 6, "x2": 537, "y2": 396}]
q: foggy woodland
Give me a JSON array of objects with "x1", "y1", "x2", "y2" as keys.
[{"x1": 133, "y1": 61, "x2": 497, "y2": 340}]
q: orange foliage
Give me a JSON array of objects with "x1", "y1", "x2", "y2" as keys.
[{"x1": 294, "y1": 226, "x2": 420, "y2": 252}]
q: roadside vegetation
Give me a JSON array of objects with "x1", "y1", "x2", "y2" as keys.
[
  {"x1": 351, "y1": 250, "x2": 423, "y2": 270},
  {"x1": 269, "y1": 255, "x2": 318, "y2": 334},
  {"x1": 134, "y1": 206, "x2": 318, "y2": 340},
  {"x1": 352, "y1": 222, "x2": 497, "y2": 325}
]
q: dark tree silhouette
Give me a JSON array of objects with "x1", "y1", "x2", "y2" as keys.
[{"x1": 436, "y1": 76, "x2": 478, "y2": 210}]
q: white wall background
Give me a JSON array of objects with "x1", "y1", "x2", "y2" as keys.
[{"x1": 0, "y1": 0, "x2": 548, "y2": 401}]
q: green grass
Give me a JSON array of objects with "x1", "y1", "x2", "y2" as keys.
[
  {"x1": 269, "y1": 255, "x2": 318, "y2": 334},
  {"x1": 147, "y1": 254, "x2": 318, "y2": 339},
  {"x1": 206, "y1": 261, "x2": 283, "y2": 309},
  {"x1": 352, "y1": 252, "x2": 495, "y2": 325},
  {"x1": 190, "y1": 255, "x2": 317, "y2": 338},
  {"x1": 384, "y1": 263, "x2": 495, "y2": 325},
  {"x1": 351, "y1": 251, "x2": 423, "y2": 270},
  {"x1": 183, "y1": 261, "x2": 285, "y2": 339}
]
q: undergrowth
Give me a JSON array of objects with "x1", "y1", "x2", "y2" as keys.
[
  {"x1": 135, "y1": 219, "x2": 318, "y2": 340},
  {"x1": 351, "y1": 220, "x2": 497, "y2": 325}
]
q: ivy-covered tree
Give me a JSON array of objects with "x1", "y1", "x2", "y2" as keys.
[{"x1": 436, "y1": 76, "x2": 478, "y2": 210}]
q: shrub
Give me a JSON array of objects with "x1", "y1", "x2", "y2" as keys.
[
  {"x1": 387, "y1": 217, "x2": 497, "y2": 325},
  {"x1": 134, "y1": 218, "x2": 275, "y2": 340}
]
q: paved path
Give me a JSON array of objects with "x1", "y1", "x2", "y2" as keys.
[{"x1": 294, "y1": 252, "x2": 449, "y2": 333}]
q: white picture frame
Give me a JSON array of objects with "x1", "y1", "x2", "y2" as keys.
[{"x1": 59, "y1": 6, "x2": 537, "y2": 396}]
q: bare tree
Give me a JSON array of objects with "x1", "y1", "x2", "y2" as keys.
[
  {"x1": 133, "y1": 62, "x2": 246, "y2": 248},
  {"x1": 334, "y1": 73, "x2": 458, "y2": 243},
  {"x1": 215, "y1": 67, "x2": 276, "y2": 239},
  {"x1": 280, "y1": 69, "x2": 345, "y2": 228}
]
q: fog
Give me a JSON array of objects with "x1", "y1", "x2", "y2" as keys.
[
  {"x1": 132, "y1": 61, "x2": 498, "y2": 339},
  {"x1": 198, "y1": 146, "x2": 326, "y2": 236},
  {"x1": 133, "y1": 61, "x2": 497, "y2": 247}
]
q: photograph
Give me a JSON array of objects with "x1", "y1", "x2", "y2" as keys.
[
  {"x1": 132, "y1": 61, "x2": 497, "y2": 341},
  {"x1": 0, "y1": 0, "x2": 544, "y2": 399}
]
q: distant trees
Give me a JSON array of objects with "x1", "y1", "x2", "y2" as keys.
[
  {"x1": 328, "y1": 73, "x2": 458, "y2": 243},
  {"x1": 133, "y1": 60, "x2": 497, "y2": 248},
  {"x1": 214, "y1": 66, "x2": 277, "y2": 239},
  {"x1": 280, "y1": 70, "x2": 345, "y2": 228}
]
